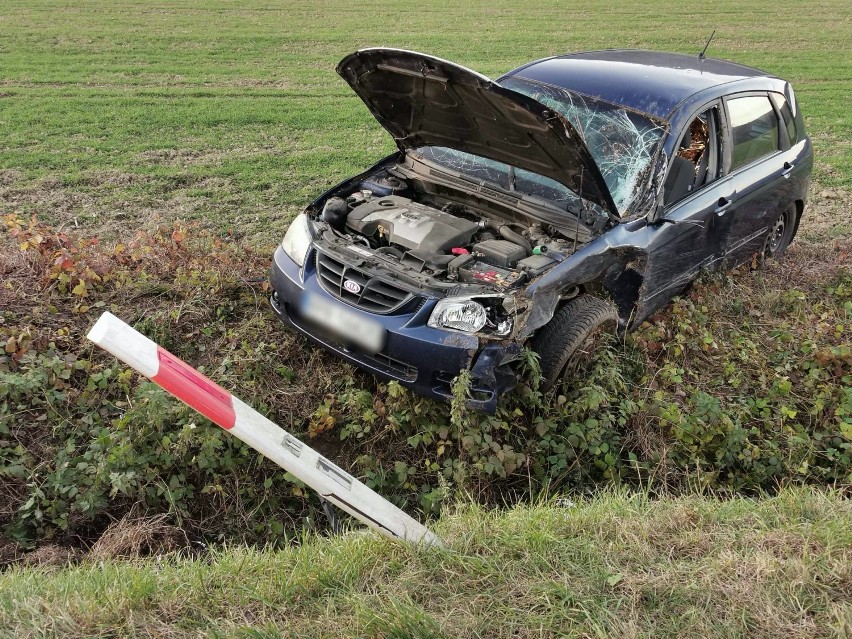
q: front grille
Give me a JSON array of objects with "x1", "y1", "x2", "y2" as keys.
[{"x1": 316, "y1": 251, "x2": 412, "y2": 313}]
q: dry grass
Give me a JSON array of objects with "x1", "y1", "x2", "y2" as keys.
[
  {"x1": 16, "y1": 545, "x2": 79, "y2": 569},
  {"x1": 89, "y1": 514, "x2": 187, "y2": 561}
]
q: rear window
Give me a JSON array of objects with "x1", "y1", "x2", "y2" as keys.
[
  {"x1": 727, "y1": 95, "x2": 780, "y2": 170},
  {"x1": 771, "y1": 93, "x2": 798, "y2": 147}
]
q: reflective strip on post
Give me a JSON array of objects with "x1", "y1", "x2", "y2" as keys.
[
  {"x1": 86, "y1": 311, "x2": 441, "y2": 547},
  {"x1": 153, "y1": 348, "x2": 236, "y2": 430}
]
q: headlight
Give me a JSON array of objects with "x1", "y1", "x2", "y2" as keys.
[
  {"x1": 428, "y1": 297, "x2": 514, "y2": 336},
  {"x1": 281, "y1": 213, "x2": 312, "y2": 267},
  {"x1": 429, "y1": 299, "x2": 487, "y2": 333}
]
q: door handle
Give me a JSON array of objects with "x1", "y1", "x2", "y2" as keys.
[
  {"x1": 781, "y1": 161, "x2": 795, "y2": 179},
  {"x1": 714, "y1": 197, "x2": 732, "y2": 215}
]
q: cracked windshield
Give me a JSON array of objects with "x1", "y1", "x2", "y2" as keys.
[
  {"x1": 501, "y1": 77, "x2": 666, "y2": 213},
  {"x1": 416, "y1": 146, "x2": 593, "y2": 214},
  {"x1": 419, "y1": 78, "x2": 666, "y2": 215}
]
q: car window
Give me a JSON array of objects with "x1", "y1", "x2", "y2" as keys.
[
  {"x1": 771, "y1": 93, "x2": 798, "y2": 147},
  {"x1": 513, "y1": 167, "x2": 586, "y2": 209},
  {"x1": 418, "y1": 147, "x2": 512, "y2": 190},
  {"x1": 664, "y1": 106, "x2": 720, "y2": 206},
  {"x1": 415, "y1": 146, "x2": 607, "y2": 216},
  {"x1": 727, "y1": 95, "x2": 780, "y2": 170}
]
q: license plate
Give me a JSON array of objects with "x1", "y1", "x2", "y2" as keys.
[{"x1": 299, "y1": 291, "x2": 386, "y2": 354}]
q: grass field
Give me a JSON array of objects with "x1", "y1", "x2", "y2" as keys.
[
  {"x1": 2, "y1": 489, "x2": 851, "y2": 638},
  {"x1": 1, "y1": 0, "x2": 850, "y2": 244}
]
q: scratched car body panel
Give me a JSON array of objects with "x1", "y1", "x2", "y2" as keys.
[{"x1": 270, "y1": 48, "x2": 812, "y2": 412}]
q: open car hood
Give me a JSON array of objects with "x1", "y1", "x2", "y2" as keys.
[{"x1": 337, "y1": 49, "x2": 619, "y2": 219}]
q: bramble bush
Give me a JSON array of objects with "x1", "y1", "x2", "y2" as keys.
[{"x1": 1, "y1": 214, "x2": 850, "y2": 547}]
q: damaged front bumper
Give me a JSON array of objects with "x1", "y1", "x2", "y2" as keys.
[{"x1": 270, "y1": 246, "x2": 519, "y2": 413}]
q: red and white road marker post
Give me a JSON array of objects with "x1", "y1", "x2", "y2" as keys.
[{"x1": 87, "y1": 311, "x2": 441, "y2": 546}]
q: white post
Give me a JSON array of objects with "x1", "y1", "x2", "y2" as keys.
[{"x1": 87, "y1": 311, "x2": 441, "y2": 546}]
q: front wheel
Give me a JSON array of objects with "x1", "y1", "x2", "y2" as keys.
[
  {"x1": 532, "y1": 295, "x2": 618, "y2": 392},
  {"x1": 761, "y1": 207, "x2": 796, "y2": 263}
]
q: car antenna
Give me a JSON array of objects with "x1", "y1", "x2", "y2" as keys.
[{"x1": 698, "y1": 29, "x2": 716, "y2": 61}]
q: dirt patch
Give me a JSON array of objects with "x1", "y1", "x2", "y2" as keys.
[
  {"x1": 0, "y1": 169, "x2": 24, "y2": 186},
  {"x1": 0, "y1": 539, "x2": 23, "y2": 568},
  {"x1": 137, "y1": 146, "x2": 285, "y2": 167},
  {"x1": 76, "y1": 169, "x2": 154, "y2": 188}
]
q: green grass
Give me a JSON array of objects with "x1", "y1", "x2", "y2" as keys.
[
  {"x1": 0, "y1": 0, "x2": 850, "y2": 243},
  {"x1": 2, "y1": 488, "x2": 850, "y2": 638}
]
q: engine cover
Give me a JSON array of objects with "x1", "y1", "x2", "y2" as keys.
[{"x1": 346, "y1": 195, "x2": 478, "y2": 253}]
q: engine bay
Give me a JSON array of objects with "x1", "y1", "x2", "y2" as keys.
[{"x1": 314, "y1": 172, "x2": 585, "y2": 294}]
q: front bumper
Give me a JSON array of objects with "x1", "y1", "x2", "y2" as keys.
[{"x1": 270, "y1": 245, "x2": 519, "y2": 413}]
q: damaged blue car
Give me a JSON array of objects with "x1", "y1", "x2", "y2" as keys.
[{"x1": 270, "y1": 48, "x2": 812, "y2": 412}]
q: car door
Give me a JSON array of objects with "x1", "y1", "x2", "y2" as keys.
[
  {"x1": 719, "y1": 92, "x2": 787, "y2": 264},
  {"x1": 639, "y1": 101, "x2": 734, "y2": 315},
  {"x1": 768, "y1": 90, "x2": 809, "y2": 222}
]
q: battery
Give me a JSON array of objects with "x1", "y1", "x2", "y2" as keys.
[{"x1": 458, "y1": 260, "x2": 521, "y2": 287}]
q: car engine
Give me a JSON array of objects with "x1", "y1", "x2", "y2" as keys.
[
  {"x1": 345, "y1": 195, "x2": 479, "y2": 254},
  {"x1": 318, "y1": 188, "x2": 573, "y2": 291}
]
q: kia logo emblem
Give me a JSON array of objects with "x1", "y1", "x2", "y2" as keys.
[{"x1": 343, "y1": 279, "x2": 361, "y2": 294}]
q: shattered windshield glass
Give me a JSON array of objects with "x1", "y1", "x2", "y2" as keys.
[
  {"x1": 415, "y1": 146, "x2": 601, "y2": 217},
  {"x1": 500, "y1": 77, "x2": 665, "y2": 213}
]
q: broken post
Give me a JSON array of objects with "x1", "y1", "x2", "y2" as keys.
[{"x1": 86, "y1": 311, "x2": 441, "y2": 546}]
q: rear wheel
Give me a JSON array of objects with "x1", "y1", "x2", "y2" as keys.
[
  {"x1": 761, "y1": 207, "x2": 796, "y2": 263},
  {"x1": 533, "y1": 295, "x2": 618, "y2": 391}
]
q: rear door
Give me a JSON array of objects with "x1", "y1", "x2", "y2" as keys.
[{"x1": 720, "y1": 92, "x2": 787, "y2": 264}]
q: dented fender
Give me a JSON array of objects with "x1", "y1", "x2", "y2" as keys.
[{"x1": 515, "y1": 228, "x2": 651, "y2": 340}]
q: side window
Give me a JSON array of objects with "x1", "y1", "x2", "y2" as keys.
[
  {"x1": 727, "y1": 95, "x2": 780, "y2": 170},
  {"x1": 664, "y1": 106, "x2": 720, "y2": 206},
  {"x1": 771, "y1": 93, "x2": 798, "y2": 147}
]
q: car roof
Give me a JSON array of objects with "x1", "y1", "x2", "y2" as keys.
[{"x1": 500, "y1": 49, "x2": 777, "y2": 120}]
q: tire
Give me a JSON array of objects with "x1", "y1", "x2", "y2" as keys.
[
  {"x1": 760, "y1": 207, "x2": 796, "y2": 264},
  {"x1": 532, "y1": 295, "x2": 618, "y2": 392}
]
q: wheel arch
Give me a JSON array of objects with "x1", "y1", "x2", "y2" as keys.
[
  {"x1": 791, "y1": 199, "x2": 805, "y2": 240},
  {"x1": 519, "y1": 247, "x2": 648, "y2": 341}
]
